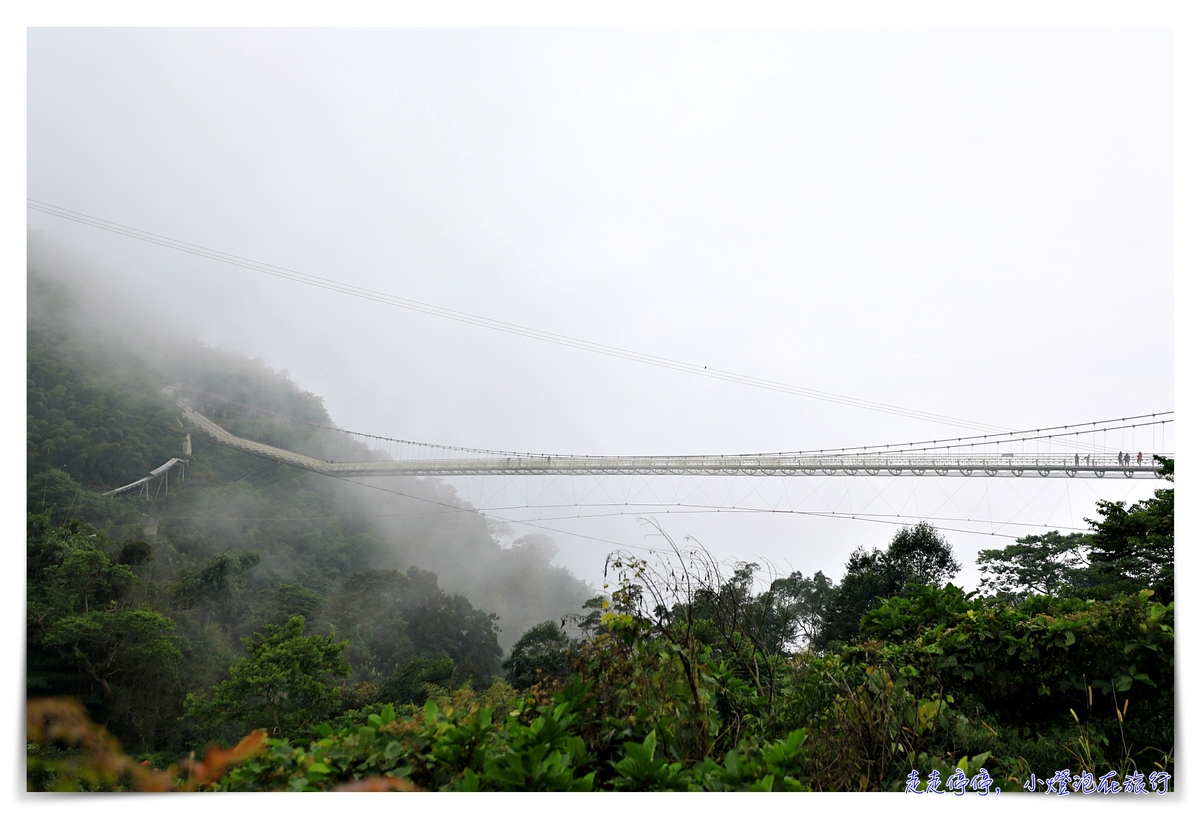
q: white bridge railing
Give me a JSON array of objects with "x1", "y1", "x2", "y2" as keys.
[{"x1": 182, "y1": 409, "x2": 1166, "y2": 478}]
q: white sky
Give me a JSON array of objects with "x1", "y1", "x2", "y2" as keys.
[{"x1": 22, "y1": 25, "x2": 1178, "y2": 590}]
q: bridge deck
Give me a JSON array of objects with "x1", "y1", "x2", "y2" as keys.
[{"x1": 182, "y1": 409, "x2": 1166, "y2": 478}]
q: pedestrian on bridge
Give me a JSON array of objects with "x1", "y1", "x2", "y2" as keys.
[{"x1": 1138, "y1": 452, "x2": 1143, "y2": 465}]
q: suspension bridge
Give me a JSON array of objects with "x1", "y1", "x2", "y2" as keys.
[
  {"x1": 99, "y1": 395, "x2": 1171, "y2": 542},
  {"x1": 178, "y1": 402, "x2": 1171, "y2": 480},
  {"x1": 30, "y1": 200, "x2": 1174, "y2": 491}
]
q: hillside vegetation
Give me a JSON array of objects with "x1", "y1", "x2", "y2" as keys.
[{"x1": 26, "y1": 250, "x2": 592, "y2": 757}]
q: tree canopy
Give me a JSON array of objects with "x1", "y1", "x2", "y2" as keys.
[
  {"x1": 815, "y1": 521, "x2": 960, "y2": 648},
  {"x1": 976, "y1": 531, "x2": 1096, "y2": 600},
  {"x1": 1085, "y1": 457, "x2": 1174, "y2": 602},
  {"x1": 503, "y1": 620, "x2": 574, "y2": 690},
  {"x1": 185, "y1": 616, "x2": 349, "y2": 738}
]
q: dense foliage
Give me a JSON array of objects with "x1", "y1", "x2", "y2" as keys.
[
  {"x1": 184, "y1": 616, "x2": 350, "y2": 739},
  {"x1": 1085, "y1": 458, "x2": 1174, "y2": 603},
  {"x1": 814, "y1": 521, "x2": 960, "y2": 649}
]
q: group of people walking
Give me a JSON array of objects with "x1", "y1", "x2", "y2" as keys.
[{"x1": 1073, "y1": 452, "x2": 1143, "y2": 467}]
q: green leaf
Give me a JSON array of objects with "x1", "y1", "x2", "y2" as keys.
[
  {"x1": 749, "y1": 774, "x2": 775, "y2": 792},
  {"x1": 568, "y1": 772, "x2": 596, "y2": 792},
  {"x1": 383, "y1": 741, "x2": 402, "y2": 762},
  {"x1": 460, "y1": 768, "x2": 480, "y2": 791}
]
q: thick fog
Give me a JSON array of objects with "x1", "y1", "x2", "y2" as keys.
[{"x1": 26, "y1": 28, "x2": 1173, "y2": 595}]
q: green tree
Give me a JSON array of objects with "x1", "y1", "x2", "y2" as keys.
[
  {"x1": 27, "y1": 515, "x2": 179, "y2": 692},
  {"x1": 42, "y1": 609, "x2": 181, "y2": 699},
  {"x1": 504, "y1": 621, "x2": 574, "y2": 690},
  {"x1": 379, "y1": 656, "x2": 457, "y2": 704},
  {"x1": 885, "y1": 521, "x2": 961, "y2": 585},
  {"x1": 27, "y1": 468, "x2": 120, "y2": 524},
  {"x1": 763, "y1": 570, "x2": 836, "y2": 649},
  {"x1": 324, "y1": 567, "x2": 502, "y2": 687},
  {"x1": 1086, "y1": 457, "x2": 1173, "y2": 602},
  {"x1": 172, "y1": 550, "x2": 261, "y2": 631},
  {"x1": 184, "y1": 616, "x2": 349, "y2": 738},
  {"x1": 116, "y1": 539, "x2": 155, "y2": 568},
  {"x1": 258, "y1": 583, "x2": 325, "y2": 625},
  {"x1": 688, "y1": 563, "x2": 830, "y2": 657},
  {"x1": 816, "y1": 522, "x2": 960, "y2": 649},
  {"x1": 976, "y1": 531, "x2": 1097, "y2": 600},
  {"x1": 26, "y1": 513, "x2": 181, "y2": 749}
]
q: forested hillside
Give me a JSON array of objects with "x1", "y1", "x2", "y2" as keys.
[{"x1": 26, "y1": 247, "x2": 592, "y2": 757}]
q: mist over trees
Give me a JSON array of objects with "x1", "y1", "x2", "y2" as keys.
[
  {"x1": 27, "y1": 234, "x2": 592, "y2": 645},
  {"x1": 26, "y1": 237, "x2": 593, "y2": 750}
]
